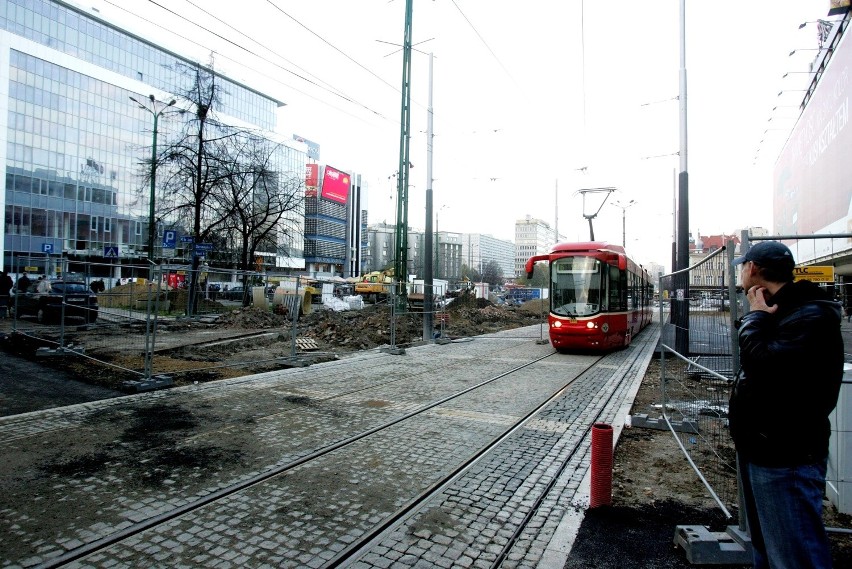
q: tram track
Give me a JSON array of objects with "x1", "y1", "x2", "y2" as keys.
[
  {"x1": 331, "y1": 346, "x2": 645, "y2": 569},
  {"x1": 2, "y1": 327, "x2": 656, "y2": 569},
  {"x1": 35, "y1": 347, "x2": 572, "y2": 568}
]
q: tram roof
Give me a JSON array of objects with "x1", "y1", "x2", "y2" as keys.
[{"x1": 551, "y1": 242, "x2": 626, "y2": 255}]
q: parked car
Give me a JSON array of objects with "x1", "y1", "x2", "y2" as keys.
[
  {"x1": 11, "y1": 279, "x2": 99, "y2": 323},
  {"x1": 222, "y1": 286, "x2": 247, "y2": 301}
]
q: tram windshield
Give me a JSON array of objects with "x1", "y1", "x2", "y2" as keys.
[{"x1": 551, "y1": 256, "x2": 603, "y2": 317}]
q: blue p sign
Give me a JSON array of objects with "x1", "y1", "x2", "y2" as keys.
[
  {"x1": 42, "y1": 243, "x2": 53, "y2": 253},
  {"x1": 163, "y1": 230, "x2": 177, "y2": 248}
]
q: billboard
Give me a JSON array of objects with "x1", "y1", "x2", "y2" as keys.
[
  {"x1": 305, "y1": 163, "x2": 318, "y2": 198},
  {"x1": 321, "y1": 165, "x2": 350, "y2": 205},
  {"x1": 774, "y1": 26, "x2": 851, "y2": 263}
]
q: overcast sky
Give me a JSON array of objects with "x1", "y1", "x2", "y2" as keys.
[{"x1": 88, "y1": 0, "x2": 842, "y2": 269}]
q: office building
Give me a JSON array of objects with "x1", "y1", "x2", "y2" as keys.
[
  {"x1": 304, "y1": 163, "x2": 366, "y2": 278},
  {"x1": 461, "y1": 233, "x2": 515, "y2": 281},
  {"x1": 514, "y1": 215, "x2": 556, "y2": 277},
  {"x1": 1, "y1": 0, "x2": 307, "y2": 277}
]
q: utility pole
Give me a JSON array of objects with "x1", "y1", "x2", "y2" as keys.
[
  {"x1": 393, "y1": 0, "x2": 414, "y2": 311},
  {"x1": 675, "y1": 0, "x2": 690, "y2": 355},
  {"x1": 424, "y1": 52, "x2": 434, "y2": 341}
]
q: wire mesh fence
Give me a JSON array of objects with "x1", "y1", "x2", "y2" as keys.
[
  {"x1": 658, "y1": 243, "x2": 739, "y2": 516},
  {"x1": 2, "y1": 259, "x2": 460, "y2": 389}
]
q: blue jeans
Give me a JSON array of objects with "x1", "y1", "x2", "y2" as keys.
[{"x1": 740, "y1": 457, "x2": 832, "y2": 569}]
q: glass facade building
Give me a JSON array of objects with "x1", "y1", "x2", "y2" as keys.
[{"x1": 1, "y1": 0, "x2": 306, "y2": 274}]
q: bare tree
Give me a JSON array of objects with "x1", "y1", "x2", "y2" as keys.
[
  {"x1": 481, "y1": 260, "x2": 506, "y2": 287},
  {"x1": 150, "y1": 63, "x2": 274, "y2": 314},
  {"x1": 218, "y1": 134, "x2": 303, "y2": 304}
]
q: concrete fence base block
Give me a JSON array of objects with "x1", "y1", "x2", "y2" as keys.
[{"x1": 674, "y1": 524, "x2": 752, "y2": 565}]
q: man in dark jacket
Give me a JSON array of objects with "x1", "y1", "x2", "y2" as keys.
[{"x1": 731, "y1": 240, "x2": 843, "y2": 568}]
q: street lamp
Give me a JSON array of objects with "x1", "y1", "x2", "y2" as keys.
[
  {"x1": 129, "y1": 94, "x2": 176, "y2": 267},
  {"x1": 611, "y1": 200, "x2": 637, "y2": 248}
]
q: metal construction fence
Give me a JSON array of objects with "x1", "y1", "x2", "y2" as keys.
[
  {"x1": 661, "y1": 236, "x2": 852, "y2": 562},
  {"x1": 2, "y1": 258, "x2": 454, "y2": 391},
  {"x1": 658, "y1": 243, "x2": 739, "y2": 517}
]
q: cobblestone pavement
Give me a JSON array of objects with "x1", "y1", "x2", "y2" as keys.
[{"x1": 0, "y1": 324, "x2": 658, "y2": 568}]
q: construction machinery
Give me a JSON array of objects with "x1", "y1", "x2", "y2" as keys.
[{"x1": 355, "y1": 268, "x2": 394, "y2": 303}]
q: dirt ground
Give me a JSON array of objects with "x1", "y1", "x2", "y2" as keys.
[
  {"x1": 1, "y1": 291, "x2": 549, "y2": 389},
  {"x1": 2, "y1": 293, "x2": 851, "y2": 566},
  {"x1": 588, "y1": 357, "x2": 852, "y2": 568}
]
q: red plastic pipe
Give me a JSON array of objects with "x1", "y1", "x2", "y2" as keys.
[{"x1": 590, "y1": 422, "x2": 613, "y2": 508}]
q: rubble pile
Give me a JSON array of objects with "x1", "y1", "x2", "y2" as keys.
[
  {"x1": 299, "y1": 305, "x2": 421, "y2": 351},
  {"x1": 217, "y1": 306, "x2": 289, "y2": 329},
  {"x1": 293, "y1": 291, "x2": 545, "y2": 352}
]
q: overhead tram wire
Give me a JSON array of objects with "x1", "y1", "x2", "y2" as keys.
[
  {"x1": 183, "y1": 0, "x2": 350, "y2": 100},
  {"x1": 449, "y1": 0, "x2": 520, "y2": 90},
  {"x1": 265, "y1": 0, "x2": 403, "y2": 96},
  {"x1": 146, "y1": 0, "x2": 387, "y2": 120},
  {"x1": 104, "y1": 0, "x2": 392, "y2": 125}
]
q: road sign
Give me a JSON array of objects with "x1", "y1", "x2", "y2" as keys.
[
  {"x1": 195, "y1": 242, "x2": 213, "y2": 251},
  {"x1": 794, "y1": 265, "x2": 834, "y2": 283},
  {"x1": 104, "y1": 246, "x2": 119, "y2": 258},
  {"x1": 162, "y1": 230, "x2": 177, "y2": 248},
  {"x1": 42, "y1": 243, "x2": 53, "y2": 253},
  {"x1": 180, "y1": 235, "x2": 195, "y2": 243}
]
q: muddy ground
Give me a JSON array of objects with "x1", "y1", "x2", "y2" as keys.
[
  {"x1": 2, "y1": 291, "x2": 549, "y2": 389},
  {"x1": 1, "y1": 293, "x2": 850, "y2": 566}
]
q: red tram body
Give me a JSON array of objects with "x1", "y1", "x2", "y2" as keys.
[{"x1": 525, "y1": 242, "x2": 653, "y2": 352}]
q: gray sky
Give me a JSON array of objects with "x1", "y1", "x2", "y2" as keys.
[{"x1": 89, "y1": 0, "x2": 841, "y2": 269}]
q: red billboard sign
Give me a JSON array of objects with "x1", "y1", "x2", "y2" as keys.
[
  {"x1": 305, "y1": 163, "x2": 318, "y2": 198},
  {"x1": 321, "y1": 165, "x2": 350, "y2": 205}
]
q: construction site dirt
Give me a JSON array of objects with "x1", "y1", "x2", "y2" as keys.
[{"x1": 1, "y1": 295, "x2": 850, "y2": 567}]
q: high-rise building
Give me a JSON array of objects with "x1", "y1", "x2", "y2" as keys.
[
  {"x1": 514, "y1": 215, "x2": 556, "y2": 277},
  {"x1": 1, "y1": 0, "x2": 307, "y2": 277},
  {"x1": 461, "y1": 233, "x2": 515, "y2": 281},
  {"x1": 303, "y1": 164, "x2": 365, "y2": 278}
]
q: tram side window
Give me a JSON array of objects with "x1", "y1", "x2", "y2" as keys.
[
  {"x1": 609, "y1": 266, "x2": 626, "y2": 311},
  {"x1": 627, "y1": 272, "x2": 637, "y2": 310}
]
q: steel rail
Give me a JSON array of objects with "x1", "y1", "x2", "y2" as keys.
[{"x1": 38, "y1": 350, "x2": 560, "y2": 569}]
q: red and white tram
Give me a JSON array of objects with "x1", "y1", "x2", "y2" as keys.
[{"x1": 525, "y1": 242, "x2": 653, "y2": 352}]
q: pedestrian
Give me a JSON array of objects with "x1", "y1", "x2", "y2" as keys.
[
  {"x1": 0, "y1": 270, "x2": 12, "y2": 318},
  {"x1": 16, "y1": 273, "x2": 31, "y2": 294},
  {"x1": 731, "y1": 241, "x2": 843, "y2": 568},
  {"x1": 36, "y1": 275, "x2": 51, "y2": 293}
]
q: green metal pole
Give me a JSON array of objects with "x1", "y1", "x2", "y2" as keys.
[{"x1": 394, "y1": 0, "x2": 413, "y2": 311}]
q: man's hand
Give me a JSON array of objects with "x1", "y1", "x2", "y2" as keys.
[{"x1": 747, "y1": 286, "x2": 778, "y2": 314}]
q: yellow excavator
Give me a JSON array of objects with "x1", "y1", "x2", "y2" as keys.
[{"x1": 355, "y1": 267, "x2": 394, "y2": 303}]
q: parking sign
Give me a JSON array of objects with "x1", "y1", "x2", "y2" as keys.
[{"x1": 162, "y1": 230, "x2": 177, "y2": 248}]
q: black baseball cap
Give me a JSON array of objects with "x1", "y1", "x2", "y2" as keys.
[{"x1": 733, "y1": 241, "x2": 795, "y2": 272}]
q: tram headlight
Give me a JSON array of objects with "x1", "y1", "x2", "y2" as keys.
[
  {"x1": 586, "y1": 321, "x2": 596, "y2": 329},
  {"x1": 553, "y1": 320, "x2": 563, "y2": 328}
]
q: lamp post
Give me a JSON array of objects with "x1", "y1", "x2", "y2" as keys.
[
  {"x1": 129, "y1": 95, "x2": 176, "y2": 268},
  {"x1": 611, "y1": 200, "x2": 637, "y2": 248}
]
